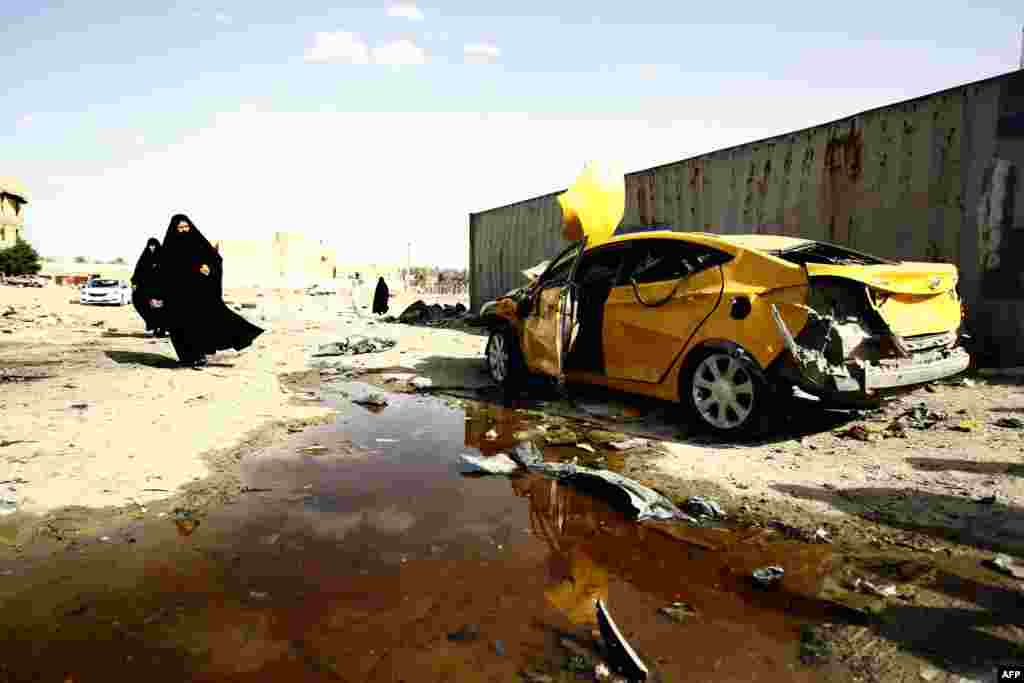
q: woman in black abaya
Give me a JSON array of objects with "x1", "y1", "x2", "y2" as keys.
[
  {"x1": 158, "y1": 214, "x2": 264, "y2": 369},
  {"x1": 372, "y1": 276, "x2": 389, "y2": 315},
  {"x1": 131, "y1": 237, "x2": 166, "y2": 337}
]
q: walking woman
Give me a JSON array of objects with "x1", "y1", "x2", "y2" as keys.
[
  {"x1": 131, "y1": 237, "x2": 166, "y2": 337},
  {"x1": 372, "y1": 276, "x2": 389, "y2": 315},
  {"x1": 157, "y1": 214, "x2": 264, "y2": 369}
]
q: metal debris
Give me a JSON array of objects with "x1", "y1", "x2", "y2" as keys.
[
  {"x1": 986, "y1": 554, "x2": 1024, "y2": 579},
  {"x1": 313, "y1": 336, "x2": 396, "y2": 357},
  {"x1": 608, "y1": 438, "x2": 648, "y2": 451},
  {"x1": 658, "y1": 602, "x2": 699, "y2": 623},
  {"x1": 684, "y1": 496, "x2": 726, "y2": 520},
  {"x1": 596, "y1": 599, "x2": 648, "y2": 681},
  {"x1": 752, "y1": 566, "x2": 785, "y2": 587},
  {"x1": 352, "y1": 394, "x2": 388, "y2": 408},
  {"x1": 995, "y1": 416, "x2": 1024, "y2": 429},
  {"x1": 576, "y1": 443, "x2": 596, "y2": 453},
  {"x1": 458, "y1": 453, "x2": 520, "y2": 475},
  {"x1": 512, "y1": 443, "x2": 694, "y2": 522}
]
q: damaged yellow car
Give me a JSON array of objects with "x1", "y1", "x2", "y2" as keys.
[{"x1": 480, "y1": 229, "x2": 970, "y2": 435}]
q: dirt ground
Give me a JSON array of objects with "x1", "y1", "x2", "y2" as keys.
[{"x1": 3, "y1": 282, "x2": 1024, "y2": 682}]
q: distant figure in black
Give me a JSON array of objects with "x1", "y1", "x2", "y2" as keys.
[
  {"x1": 372, "y1": 276, "x2": 390, "y2": 315},
  {"x1": 156, "y1": 214, "x2": 264, "y2": 369},
  {"x1": 131, "y1": 237, "x2": 166, "y2": 337}
]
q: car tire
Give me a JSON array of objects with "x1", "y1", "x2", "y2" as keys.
[
  {"x1": 682, "y1": 348, "x2": 767, "y2": 437},
  {"x1": 485, "y1": 325, "x2": 526, "y2": 390}
]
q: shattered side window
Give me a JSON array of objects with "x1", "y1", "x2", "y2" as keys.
[
  {"x1": 624, "y1": 239, "x2": 727, "y2": 284},
  {"x1": 540, "y1": 245, "x2": 581, "y2": 286}
]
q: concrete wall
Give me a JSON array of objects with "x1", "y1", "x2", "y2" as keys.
[
  {"x1": 469, "y1": 69, "x2": 1024, "y2": 365},
  {"x1": 213, "y1": 232, "x2": 338, "y2": 289}
]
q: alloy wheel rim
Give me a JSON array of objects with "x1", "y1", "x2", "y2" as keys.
[
  {"x1": 488, "y1": 334, "x2": 508, "y2": 382},
  {"x1": 692, "y1": 353, "x2": 755, "y2": 430}
]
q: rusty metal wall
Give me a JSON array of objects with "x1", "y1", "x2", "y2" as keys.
[
  {"x1": 469, "y1": 191, "x2": 569, "y2": 312},
  {"x1": 469, "y1": 70, "x2": 1024, "y2": 364}
]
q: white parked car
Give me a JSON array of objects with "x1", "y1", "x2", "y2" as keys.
[{"x1": 79, "y1": 278, "x2": 131, "y2": 305}]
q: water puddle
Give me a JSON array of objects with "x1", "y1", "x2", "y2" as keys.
[{"x1": 0, "y1": 386, "x2": 851, "y2": 681}]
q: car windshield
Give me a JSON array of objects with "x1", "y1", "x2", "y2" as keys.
[{"x1": 90, "y1": 280, "x2": 119, "y2": 287}]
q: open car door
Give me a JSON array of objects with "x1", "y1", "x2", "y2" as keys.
[{"x1": 522, "y1": 240, "x2": 587, "y2": 382}]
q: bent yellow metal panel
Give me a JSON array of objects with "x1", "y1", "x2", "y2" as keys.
[
  {"x1": 686, "y1": 285, "x2": 811, "y2": 370},
  {"x1": 522, "y1": 287, "x2": 561, "y2": 377},
  {"x1": 557, "y1": 162, "x2": 625, "y2": 248},
  {"x1": 869, "y1": 291, "x2": 962, "y2": 336},
  {"x1": 602, "y1": 267, "x2": 723, "y2": 383},
  {"x1": 805, "y1": 262, "x2": 958, "y2": 295}
]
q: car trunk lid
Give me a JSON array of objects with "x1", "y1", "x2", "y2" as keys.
[{"x1": 806, "y1": 262, "x2": 961, "y2": 337}]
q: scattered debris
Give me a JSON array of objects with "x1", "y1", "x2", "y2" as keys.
[
  {"x1": 458, "y1": 453, "x2": 520, "y2": 475},
  {"x1": 576, "y1": 443, "x2": 596, "y2": 453},
  {"x1": 512, "y1": 443, "x2": 695, "y2": 522},
  {"x1": 484, "y1": 428, "x2": 498, "y2": 440},
  {"x1": 0, "y1": 498, "x2": 17, "y2": 516},
  {"x1": 607, "y1": 437, "x2": 649, "y2": 451},
  {"x1": 812, "y1": 528, "x2": 832, "y2": 543},
  {"x1": 494, "y1": 640, "x2": 505, "y2": 656},
  {"x1": 411, "y1": 376, "x2": 433, "y2": 389},
  {"x1": 352, "y1": 394, "x2": 388, "y2": 408},
  {"x1": 313, "y1": 336, "x2": 396, "y2": 357},
  {"x1": 798, "y1": 625, "x2": 831, "y2": 666},
  {"x1": 985, "y1": 554, "x2": 1024, "y2": 579},
  {"x1": 836, "y1": 424, "x2": 881, "y2": 442},
  {"x1": 447, "y1": 624, "x2": 480, "y2": 642},
  {"x1": 853, "y1": 578, "x2": 899, "y2": 598},
  {"x1": 544, "y1": 429, "x2": 578, "y2": 446},
  {"x1": 683, "y1": 496, "x2": 726, "y2": 520},
  {"x1": 995, "y1": 416, "x2": 1024, "y2": 429},
  {"x1": 658, "y1": 602, "x2": 699, "y2": 623},
  {"x1": 919, "y1": 665, "x2": 942, "y2": 681},
  {"x1": 895, "y1": 405, "x2": 949, "y2": 430},
  {"x1": 596, "y1": 599, "x2": 648, "y2": 681},
  {"x1": 249, "y1": 591, "x2": 269, "y2": 600},
  {"x1": 752, "y1": 566, "x2": 785, "y2": 587},
  {"x1": 951, "y1": 418, "x2": 979, "y2": 432},
  {"x1": 302, "y1": 446, "x2": 329, "y2": 455}
]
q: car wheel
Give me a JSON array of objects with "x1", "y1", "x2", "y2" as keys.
[
  {"x1": 486, "y1": 326, "x2": 525, "y2": 389},
  {"x1": 683, "y1": 350, "x2": 765, "y2": 436}
]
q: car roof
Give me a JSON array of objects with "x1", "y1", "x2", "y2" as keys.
[{"x1": 599, "y1": 230, "x2": 812, "y2": 253}]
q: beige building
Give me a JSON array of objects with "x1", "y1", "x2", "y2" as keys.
[
  {"x1": 212, "y1": 231, "x2": 338, "y2": 289},
  {"x1": 0, "y1": 177, "x2": 28, "y2": 249}
]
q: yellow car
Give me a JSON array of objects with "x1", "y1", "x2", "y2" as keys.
[{"x1": 480, "y1": 229, "x2": 970, "y2": 435}]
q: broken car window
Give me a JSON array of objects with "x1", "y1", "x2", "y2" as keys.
[
  {"x1": 575, "y1": 245, "x2": 628, "y2": 287},
  {"x1": 774, "y1": 241, "x2": 897, "y2": 266},
  {"x1": 623, "y1": 240, "x2": 726, "y2": 285},
  {"x1": 540, "y1": 244, "x2": 582, "y2": 287}
]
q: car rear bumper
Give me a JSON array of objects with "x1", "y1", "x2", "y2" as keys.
[{"x1": 863, "y1": 346, "x2": 971, "y2": 390}]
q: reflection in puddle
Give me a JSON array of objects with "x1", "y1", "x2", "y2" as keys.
[{"x1": 0, "y1": 388, "x2": 845, "y2": 681}]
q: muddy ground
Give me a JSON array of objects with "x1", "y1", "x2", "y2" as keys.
[{"x1": 1, "y1": 283, "x2": 1023, "y2": 682}]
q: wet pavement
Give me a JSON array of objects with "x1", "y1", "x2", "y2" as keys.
[{"x1": 0, "y1": 385, "x2": 853, "y2": 682}]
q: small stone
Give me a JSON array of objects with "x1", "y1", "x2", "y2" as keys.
[
  {"x1": 919, "y1": 665, "x2": 941, "y2": 681},
  {"x1": 576, "y1": 443, "x2": 596, "y2": 453}
]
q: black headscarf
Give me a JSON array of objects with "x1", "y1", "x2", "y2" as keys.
[
  {"x1": 160, "y1": 213, "x2": 223, "y2": 301},
  {"x1": 131, "y1": 237, "x2": 162, "y2": 288}
]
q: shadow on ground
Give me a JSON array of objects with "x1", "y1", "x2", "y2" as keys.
[
  {"x1": 906, "y1": 457, "x2": 1024, "y2": 477},
  {"x1": 775, "y1": 484, "x2": 1024, "y2": 557},
  {"x1": 405, "y1": 354, "x2": 492, "y2": 390},
  {"x1": 104, "y1": 351, "x2": 179, "y2": 369},
  {"x1": 102, "y1": 332, "x2": 152, "y2": 339}
]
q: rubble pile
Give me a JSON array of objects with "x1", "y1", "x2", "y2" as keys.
[
  {"x1": 385, "y1": 300, "x2": 478, "y2": 328},
  {"x1": 313, "y1": 336, "x2": 397, "y2": 357}
]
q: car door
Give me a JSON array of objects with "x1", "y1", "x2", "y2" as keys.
[
  {"x1": 562, "y1": 244, "x2": 630, "y2": 374},
  {"x1": 602, "y1": 238, "x2": 728, "y2": 383},
  {"x1": 522, "y1": 243, "x2": 583, "y2": 378}
]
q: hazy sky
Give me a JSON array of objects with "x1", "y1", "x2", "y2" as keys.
[{"x1": 2, "y1": 1, "x2": 1022, "y2": 267}]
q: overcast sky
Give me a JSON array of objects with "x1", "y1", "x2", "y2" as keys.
[{"x1": 2, "y1": 1, "x2": 1022, "y2": 267}]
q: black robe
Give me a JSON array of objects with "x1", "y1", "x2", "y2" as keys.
[
  {"x1": 372, "y1": 277, "x2": 389, "y2": 315},
  {"x1": 159, "y1": 214, "x2": 264, "y2": 363},
  {"x1": 131, "y1": 237, "x2": 165, "y2": 331}
]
